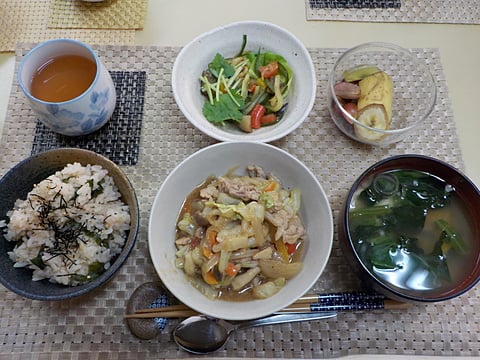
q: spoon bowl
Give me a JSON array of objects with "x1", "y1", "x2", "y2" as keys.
[{"x1": 173, "y1": 312, "x2": 337, "y2": 354}]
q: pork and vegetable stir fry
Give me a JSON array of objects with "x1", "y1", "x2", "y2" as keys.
[{"x1": 175, "y1": 165, "x2": 305, "y2": 301}]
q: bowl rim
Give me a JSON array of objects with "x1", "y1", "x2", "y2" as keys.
[
  {"x1": 0, "y1": 148, "x2": 139, "y2": 300},
  {"x1": 343, "y1": 154, "x2": 480, "y2": 302},
  {"x1": 148, "y1": 141, "x2": 334, "y2": 320},
  {"x1": 328, "y1": 41, "x2": 438, "y2": 135},
  {"x1": 171, "y1": 20, "x2": 317, "y2": 143}
]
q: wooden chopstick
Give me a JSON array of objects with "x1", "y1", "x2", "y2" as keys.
[
  {"x1": 134, "y1": 303, "x2": 191, "y2": 314},
  {"x1": 125, "y1": 309, "x2": 198, "y2": 319},
  {"x1": 124, "y1": 292, "x2": 411, "y2": 319},
  {"x1": 128, "y1": 292, "x2": 335, "y2": 315},
  {"x1": 124, "y1": 294, "x2": 319, "y2": 319}
]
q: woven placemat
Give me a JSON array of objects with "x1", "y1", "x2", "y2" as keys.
[
  {"x1": 310, "y1": 0, "x2": 400, "y2": 8},
  {"x1": 0, "y1": 0, "x2": 135, "y2": 53},
  {"x1": 0, "y1": 44, "x2": 479, "y2": 359},
  {"x1": 48, "y1": 0, "x2": 148, "y2": 30},
  {"x1": 31, "y1": 70, "x2": 146, "y2": 166},
  {"x1": 306, "y1": 0, "x2": 480, "y2": 24}
]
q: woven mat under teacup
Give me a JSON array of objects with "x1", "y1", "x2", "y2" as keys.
[
  {"x1": 0, "y1": 44, "x2": 479, "y2": 359},
  {"x1": 31, "y1": 70, "x2": 146, "y2": 166},
  {"x1": 48, "y1": 0, "x2": 148, "y2": 30},
  {"x1": 306, "y1": 0, "x2": 480, "y2": 24},
  {"x1": 0, "y1": 0, "x2": 135, "y2": 52}
]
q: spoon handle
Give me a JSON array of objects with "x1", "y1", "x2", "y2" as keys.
[{"x1": 234, "y1": 311, "x2": 337, "y2": 331}]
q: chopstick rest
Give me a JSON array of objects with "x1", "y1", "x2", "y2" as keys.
[{"x1": 126, "y1": 282, "x2": 180, "y2": 340}]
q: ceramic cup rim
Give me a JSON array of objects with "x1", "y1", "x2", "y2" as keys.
[{"x1": 17, "y1": 38, "x2": 101, "y2": 105}]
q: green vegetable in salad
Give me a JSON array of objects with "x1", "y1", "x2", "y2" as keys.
[{"x1": 200, "y1": 35, "x2": 293, "y2": 132}]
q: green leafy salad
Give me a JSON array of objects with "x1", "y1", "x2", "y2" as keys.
[
  {"x1": 349, "y1": 169, "x2": 469, "y2": 290},
  {"x1": 200, "y1": 35, "x2": 293, "y2": 133}
]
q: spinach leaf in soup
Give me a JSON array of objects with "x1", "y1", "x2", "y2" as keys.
[{"x1": 349, "y1": 169, "x2": 466, "y2": 290}]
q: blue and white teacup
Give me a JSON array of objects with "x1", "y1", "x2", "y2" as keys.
[{"x1": 18, "y1": 39, "x2": 116, "y2": 136}]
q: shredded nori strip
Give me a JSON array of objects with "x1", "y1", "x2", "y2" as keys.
[{"x1": 27, "y1": 186, "x2": 106, "y2": 272}]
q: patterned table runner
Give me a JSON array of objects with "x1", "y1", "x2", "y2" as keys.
[
  {"x1": 306, "y1": 0, "x2": 480, "y2": 24},
  {"x1": 0, "y1": 44, "x2": 478, "y2": 359},
  {"x1": 310, "y1": 0, "x2": 400, "y2": 8},
  {"x1": 48, "y1": 0, "x2": 148, "y2": 30},
  {"x1": 0, "y1": 0, "x2": 135, "y2": 53}
]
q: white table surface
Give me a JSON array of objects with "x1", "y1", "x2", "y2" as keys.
[{"x1": 0, "y1": 2, "x2": 479, "y2": 359}]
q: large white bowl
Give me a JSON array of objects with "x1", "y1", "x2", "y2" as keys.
[
  {"x1": 148, "y1": 142, "x2": 333, "y2": 320},
  {"x1": 172, "y1": 21, "x2": 316, "y2": 143}
]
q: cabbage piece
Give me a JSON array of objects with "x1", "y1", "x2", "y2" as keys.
[
  {"x1": 206, "y1": 201, "x2": 245, "y2": 220},
  {"x1": 187, "y1": 276, "x2": 220, "y2": 300},
  {"x1": 201, "y1": 253, "x2": 220, "y2": 275},
  {"x1": 258, "y1": 259, "x2": 303, "y2": 280},
  {"x1": 242, "y1": 202, "x2": 266, "y2": 246},
  {"x1": 191, "y1": 246, "x2": 204, "y2": 267},
  {"x1": 253, "y1": 247, "x2": 273, "y2": 260},
  {"x1": 207, "y1": 201, "x2": 265, "y2": 222},
  {"x1": 208, "y1": 201, "x2": 266, "y2": 247},
  {"x1": 218, "y1": 250, "x2": 231, "y2": 274},
  {"x1": 238, "y1": 260, "x2": 259, "y2": 268},
  {"x1": 283, "y1": 188, "x2": 301, "y2": 214},
  {"x1": 184, "y1": 251, "x2": 196, "y2": 276},
  {"x1": 252, "y1": 277, "x2": 286, "y2": 299},
  {"x1": 231, "y1": 267, "x2": 261, "y2": 291},
  {"x1": 177, "y1": 213, "x2": 196, "y2": 236},
  {"x1": 217, "y1": 192, "x2": 242, "y2": 205},
  {"x1": 230, "y1": 248, "x2": 258, "y2": 260},
  {"x1": 213, "y1": 232, "x2": 251, "y2": 252}
]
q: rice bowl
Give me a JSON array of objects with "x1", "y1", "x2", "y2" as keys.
[
  {"x1": 2, "y1": 162, "x2": 130, "y2": 286},
  {"x1": 0, "y1": 148, "x2": 139, "y2": 301}
]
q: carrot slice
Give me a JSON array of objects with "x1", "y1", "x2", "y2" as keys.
[
  {"x1": 203, "y1": 271, "x2": 219, "y2": 285},
  {"x1": 208, "y1": 230, "x2": 217, "y2": 246},
  {"x1": 224, "y1": 262, "x2": 239, "y2": 277},
  {"x1": 285, "y1": 242, "x2": 297, "y2": 255},
  {"x1": 263, "y1": 181, "x2": 277, "y2": 192},
  {"x1": 259, "y1": 61, "x2": 279, "y2": 79}
]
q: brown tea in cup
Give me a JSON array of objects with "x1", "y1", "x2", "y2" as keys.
[
  {"x1": 30, "y1": 54, "x2": 96, "y2": 102},
  {"x1": 18, "y1": 38, "x2": 116, "y2": 136}
]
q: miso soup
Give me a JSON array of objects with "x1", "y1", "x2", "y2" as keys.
[{"x1": 348, "y1": 169, "x2": 476, "y2": 295}]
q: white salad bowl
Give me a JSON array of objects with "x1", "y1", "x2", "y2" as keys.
[
  {"x1": 171, "y1": 21, "x2": 316, "y2": 143},
  {"x1": 148, "y1": 142, "x2": 333, "y2": 320}
]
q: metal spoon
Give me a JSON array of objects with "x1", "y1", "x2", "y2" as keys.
[{"x1": 173, "y1": 311, "x2": 337, "y2": 354}]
